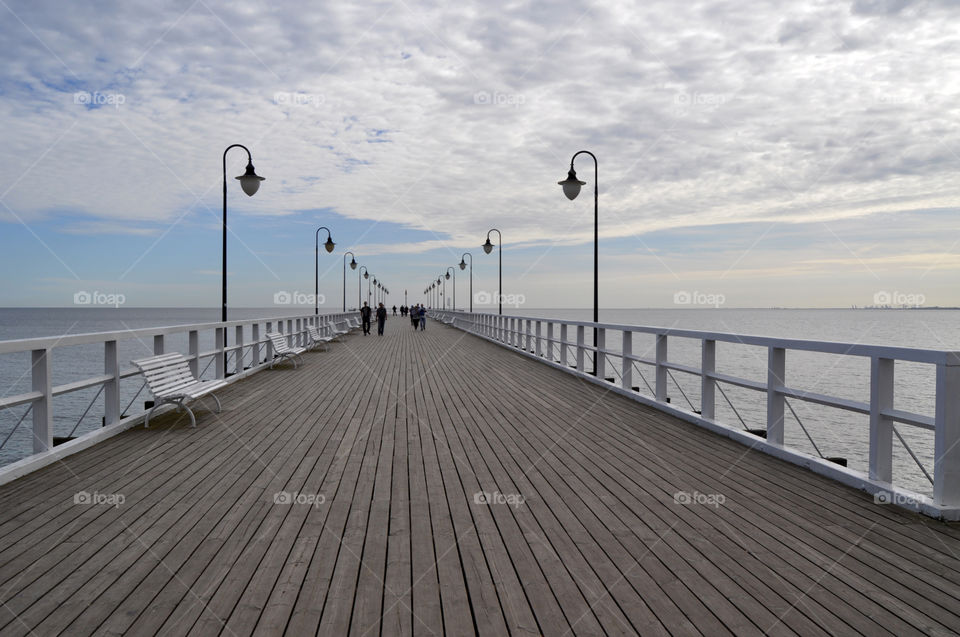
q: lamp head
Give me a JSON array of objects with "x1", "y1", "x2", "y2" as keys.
[
  {"x1": 324, "y1": 236, "x2": 335, "y2": 253},
  {"x1": 445, "y1": 272, "x2": 450, "y2": 280},
  {"x1": 558, "y1": 168, "x2": 585, "y2": 200},
  {"x1": 459, "y1": 259, "x2": 466, "y2": 270},
  {"x1": 482, "y1": 237, "x2": 494, "y2": 254},
  {"x1": 364, "y1": 271, "x2": 369, "y2": 279},
  {"x1": 350, "y1": 257, "x2": 357, "y2": 270},
  {"x1": 236, "y1": 161, "x2": 265, "y2": 196}
]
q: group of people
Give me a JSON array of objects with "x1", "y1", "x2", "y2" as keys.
[{"x1": 360, "y1": 302, "x2": 427, "y2": 335}]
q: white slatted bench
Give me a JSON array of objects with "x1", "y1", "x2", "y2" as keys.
[
  {"x1": 266, "y1": 332, "x2": 306, "y2": 368},
  {"x1": 306, "y1": 325, "x2": 333, "y2": 350},
  {"x1": 131, "y1": 353, "x2": 227, "y2": 428},
  {"x1": 323, "y1": 321, "x2": 348, "y2": 341}
]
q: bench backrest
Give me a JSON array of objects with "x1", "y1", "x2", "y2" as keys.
[
  {"x1": 266, "y1": 332, "x2": 294, "y2": 353},
  {"x1": 131, "y1": 353, "x2": 198, "y2": 396}
]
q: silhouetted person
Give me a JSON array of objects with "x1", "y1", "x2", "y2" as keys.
[
  {"x1": 419, "y1": 305, "x2": 426, "y2": 331},
  {"x1": 411, "y1": 304, "x2": 419, "y2": 329},
  {"x1": 360, "y1": 302, "x2": 372, "y2": 335},
  {"x1": 376, "y1": 303, "x2": 388, "y2": 336},
  {"x1": 392, "y1": 305, "x2": 397, "y2": 315}
]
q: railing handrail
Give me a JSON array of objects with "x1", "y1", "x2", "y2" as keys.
[{"x1": 442, "y1": 311, "x2": 960, "y2": 365}]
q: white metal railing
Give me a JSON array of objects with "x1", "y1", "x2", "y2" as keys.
[
  {"x1": 435, "y1": 310, "x2": 960, "y2": 519},
  {"x1": 0, "y1": 311, "x2": 356, "y2": 472}
]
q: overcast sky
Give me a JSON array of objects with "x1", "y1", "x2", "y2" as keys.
[{"x1": 1, "y1": 0, "x2": 959, "y2": 310}]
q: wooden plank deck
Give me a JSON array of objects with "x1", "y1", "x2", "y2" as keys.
[{"x1": 0, "y1": 315, "x2": 959, "y2": 636}]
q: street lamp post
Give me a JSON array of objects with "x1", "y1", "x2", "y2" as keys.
[
  {"x1": 558, "y1": 150, "x2": 599, "y2": 375},
  {"x1": 315, "y1": 227, "x2": 335, "y2": 315},
  {"x1": 445, "y1": 267, "x2": 456, "y2": 311},
  {"x1": 359, "y1": 267, "x2": 369, "y2": 308},
  {"x1": 222, "y1": 144, "x2": 264, "y2": 374},
  {"x1": 343, "y1": 251, "x2": 357, "y2": 312},
  {"x1": 482, "y1": 229, "x2": 502, "y2": 315},
  {"x1": 459, "y1": 253, "x2": 473, "y2": 312}
]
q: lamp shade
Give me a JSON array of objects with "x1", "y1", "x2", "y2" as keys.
[
  {"x1": 324, "y1": 237, "x2": 335, "y2": 253},
  {"x1": 482, "y1": 238, "x2": 494, "y2": 254},
  {"x1": 459, "y1": 259, "x2": 466, "y2": 270},
  {"x1": 445, "y1": 272, "x2": 450, "y2": 280},
  {"x1": 350, "y1": 258, "x2": 357, "y2": 270},
  {"x1": 558, "y1": 169, "x2": 585, "y2": 200},
  {"x1": 236, "y1": 162, "x2": 265, "y2": 196},
  {"x1": 364, "y1": 271, "x2": 369, "y2": 279}
]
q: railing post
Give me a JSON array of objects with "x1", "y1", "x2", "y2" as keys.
[
  {"x1": 235, "y1": 325, "x2": 244, "y2": 374},
  {"x1": 153, "y1": 334, "x2": 164, "y2": 355},
  {"x1": 546, "y1": 323, "x2": 554, "y2": 361},
  {"x1": 561, "y1": 324, "x2": 569, "y2": 367},
  {"x1": 535, "y1": 321, "x2": 542, "y2": 357},
  {"x1": 32, "y1": 348, "x2": 53, "y2": 453},
  {"x1": 576, "y1": 325, "x2": 585, "y2": 372},
  {"x1": 869, "y1": 356, "x2": 894, "y2": 483},
  {"x1": 295, "y1": 318, "x2": 302, "y2": 347},
  {"x1": 934, "y1": 358, "x2": 960, "y2": 507},
  {"x1": 510, "y1": 318, "x2": 516, "y2": 347},
  {"x1": 104, "y1": 341, "x2": 120, "y2": 427},
  {"x1": 286, "y1": 320, "x2": 293, "y2": 347},
  {"x1": 701, "y1": 339, "x2": 716, "y2": 420},
  {"x1": 525, "y1": 320, "x2": 532, "y2": 352},
  {"x1": 655, "y1": 334, "x2": 668, "y2": 402},
  {"x1": 596, "y1": 328, "x2": 606, "y2": 380},
  {"x1": 265, "y1": 322, "x2": 274, "y2": 363},
  {"x1": 251, "y1": 324, "x2": 260, "y2": 368},
  {"x1": 766, "y1": 346, "x2": 786, "y2": 445},
  {"x1": 188, "y1": 330, "x2": 199, "y2": 377},
  {"x1": 621, "y1": 331, "x2": 632, "y2": 391},
  {"x1": 215, "y1": 327, "x2": 225, "y2": 379}
]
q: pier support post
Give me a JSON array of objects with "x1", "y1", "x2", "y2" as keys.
[
  {"x1": 235, "y1": 325, "x2": 244, "y2": 374},
  {"x1": 215, "y1": 327, "x2": 225, "y2": 379},
  {"x1": 934, "y1": 358, "x2": 960, "y2": 507},
  {"x1": 655, "y1": 334, "x2": 668, "y2": 402},
  {"x1": 621, "y1": 331, "x2": 633, "y2": 391},
  {"x1": 596, "y1": 328, "x2": 606, "y2": 380},
  {"x1": 766, "y1": 346, "x2": 786, "y2": 445},
  {"x1": 295, "y1": 319, "x2": 302, "y2": 348},
  {"x1": 525, "y1": 320, "x2": 532, "y2": 352},
  {"x1": 576, "y1": 326, "x2": 585, "y2": 372},
  {"x1": 31, "y1": 349, "x2": 53, "y2": 453},
  {"x1": 535, "y1": 321, "x2": 542, "y2": 357},
  {"x1": 701, "y1": 340, "x2": 716, "y2": 420},
  {"x1": 251, "y1": 324, "x2": 260, "y2": 368},
  {"x1": 188, "y1": 331, "x2": 199, "y2": 377},
  {"x1": 104, "y1": 341, "x2": 120, "y2": 427},
  {"x1": 869, "y1": 357, "x2": 894, "y2": 483},
  {"x1": 266, "y1": 322, "x2": 274, "y2": 363},
  {"x1": 560, "y1": 324, "x2": 569, "y2": 367}
]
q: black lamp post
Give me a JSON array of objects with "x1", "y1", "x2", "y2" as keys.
[
  {"x1": 370, "y1": 276, "x2": 376, "y2": 305},
  {"x1": 445, "y1": 267, "x2": 456, "y2": 311},
  {"x1": 558, "y1": 150, "x2": 598, "y2": 375},
  {"x1": 343, "y1": 251, "x2": 357, "y2": 311},
  {"x1": 359, "y1": 266, "x2": 369, "y2": 308},
  {"x1": 459, "y1": 253, "x2": 473, "y2": 312},
  {"x1": 314, "y1": 227, "x2": 335, "y2": 315},
  {"x1": 222, "y1": 144, "x2": 264, "y2": 325},
  {"x1": 482, "y1": 229, "x2": 502, "y2": 315}
]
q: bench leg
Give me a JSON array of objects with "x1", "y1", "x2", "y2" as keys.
[
  {"x1": 178, "y1": 398, "x2": 197, "y2": 428},
  {"x1": 144, "y1": 401, "x2": 163, "y2": 428}
]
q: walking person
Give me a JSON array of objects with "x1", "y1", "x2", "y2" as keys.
[
  {"x1": 411, "y1": 304, "x2": 419, "y2": 330},
  {"x1": 376, "y1": 303, "x2": 388, "y2": 336},
  {"x1": 392, "y1": 305, "x2": 398, "y2": 316},
  {"x1": 419, "y1": 304, "x2": 426, "y2": 331},
  {"x1": 360, "y1": 301, "x2": 372, "y2": 335}
]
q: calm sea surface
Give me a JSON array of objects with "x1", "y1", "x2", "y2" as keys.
[{"x1": 1, "y1": 307, "x2": 957, "y2": 496}]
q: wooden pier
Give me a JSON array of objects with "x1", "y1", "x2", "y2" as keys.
[{"x1": 0, "y1": 318, "x2": 958, "y2": 636}]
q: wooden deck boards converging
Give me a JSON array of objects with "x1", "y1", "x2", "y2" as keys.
[{"x1": 1, "y1": 316, "x2": 959, "y2": 636}]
